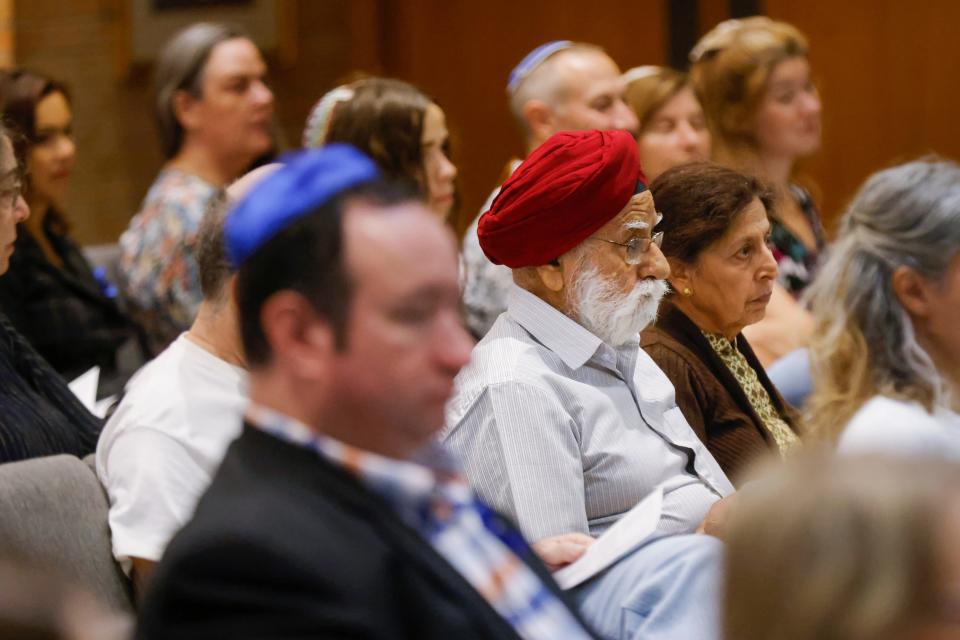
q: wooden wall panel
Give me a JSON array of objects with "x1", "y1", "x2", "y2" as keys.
[
  {"x1": 765, "y1": 0, "x2": 960, "y2": 231},
  {"x1": 367, "y1": 0, "x2": 668, "y2": 235}
]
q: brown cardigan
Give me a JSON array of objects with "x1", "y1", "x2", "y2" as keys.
[{"x1": 641, "y1": 301, "x2": 799, "y2": 485}]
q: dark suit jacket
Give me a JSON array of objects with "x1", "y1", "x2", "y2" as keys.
[
  {"x1": 641, "y1": 302, "x2": 799, "y2": 484},
  {"x1": 0, "y1": 217, "x2": 144, "y2": 394},
  {"x1": 137, "y1": 424, "x2": 595, "y2": 640}
]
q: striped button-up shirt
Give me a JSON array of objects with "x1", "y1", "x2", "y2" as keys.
[
  {"x1": 443, "y1": 286, "x2": 735, "y2": 543},
  {"x1": 247, "y1": 404, "x2": 593, "y2": 640}
]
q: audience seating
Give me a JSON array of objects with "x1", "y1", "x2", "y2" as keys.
[{"x1": 0, "y1": 454, "x2": 134, "y2": 614}]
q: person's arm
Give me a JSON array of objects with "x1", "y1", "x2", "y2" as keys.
[
  {"x1": 444, "y1": 382, "x2": 590, "y2": 542},
  {"x1": 131, "y1": 557, "x2": 157, "y2": 598}
]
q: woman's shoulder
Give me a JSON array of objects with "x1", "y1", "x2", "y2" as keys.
[{"x1": 838, "y1": 395, "x2": 960, "y2": 459}]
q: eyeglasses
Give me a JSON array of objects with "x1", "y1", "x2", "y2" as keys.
[{"x1": 590, "y1": 231, "x2": 664, "y2": 265}]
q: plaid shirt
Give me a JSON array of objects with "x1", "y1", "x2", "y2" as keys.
[{"x1": 247, "y1": 404, "x2": 592, "y2": 640}]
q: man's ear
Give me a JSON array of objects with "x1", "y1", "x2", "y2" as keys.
[
  {"x1": 891, "y1": 265, "x2": 933, "y2": 319},
  {"x1": 172, "y1": 89, "x2": 202, "y2": 133},
  {"x1": 535, "y1": 261, "x2": 565, "y2": 293},
  {"x1": 666, "y1": 257, "x2": 693, "y2": 295},
  {"x1": 259, "y1": 291, "x2": 335, "y2": 380},
  {"x1": 522, "y1": 99, "x2": 556, "y2": 143}
]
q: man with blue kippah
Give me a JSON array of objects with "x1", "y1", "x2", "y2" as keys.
[
  {"x1": 137, "y1": 146, "x2": 599, "y2": 640},
  {"x1": 462, "y1": 40, "x2": 640, "y2": 338},
  {"x1": 445, "y1": 129, "x2": 735, "y2": 640}
]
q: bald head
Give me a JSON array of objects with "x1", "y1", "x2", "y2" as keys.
[
  {"x1": 509, "y1": 45, "x2": 639, "y2": 151},
  {"x1": 197, "y1": 163, "x2": 284, "y2": 303}
]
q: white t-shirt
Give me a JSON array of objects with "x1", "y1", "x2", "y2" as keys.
[
  {"x1": 96, "y1": 334, "x2": 247, "y2": 572},
  {"x1": 838, "y1": 395, "x2": 960, "y2": 461}
]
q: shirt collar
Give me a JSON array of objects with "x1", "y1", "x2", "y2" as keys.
[
  {"x1": 506, "y1": 285, "x2": 608, "y2": 370},
  {"x1": 246, "y1": 403, "x2": 469, "y2": 505}
]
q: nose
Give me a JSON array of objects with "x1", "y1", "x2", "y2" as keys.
[
  {"x1": 436, "y1": 310, "x2": 474, "y2": 375},
  {"x1": 802, "y1": 88, "x2": 821, "y2": 116},
  {"x1": 14, "y1": 194, "x2": 29, "y2": 223},
  {"x1": 438, "y1": 152, "x2": 457, "y2": 182},
  {"x1": 676, "y1": 120, "x2": 702, "y2": 152},
  {"x1": 613, "y1": 100, "x2": 639, "y2": 136},
  {"x1": 252, "y1": 79, "x2": 274, "y2": 109},
  {"x1": 56, "y1": 134, "x2": 76, "y2": 162},
  {"x1": 759, "y1": 244, "x2": 778, "y2": 279},
  {"x1": 641, "y1": 242, "x2": 671, "y2": 281}
]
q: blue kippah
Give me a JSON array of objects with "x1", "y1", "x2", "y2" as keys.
[
  {"x1": 225, "y1": 144, "x2": 380, "y2": 267},
  {"x1": 507, "y1": 40, "x2": 574, "y2": 94}
]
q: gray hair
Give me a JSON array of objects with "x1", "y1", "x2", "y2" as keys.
[
  {"x1": 154, "y1": 22, "x2": 245, "y2": 159},
  {"x1": 507, "y1": 43, "x2": 604, "y2": 142},
  {"x1": 805, "y1": 158, "x2": 960, "y2": 439}
]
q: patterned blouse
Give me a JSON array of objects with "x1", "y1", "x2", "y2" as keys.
[
  {"x1": 119, "y1": 169, "x2": 219, "y2": 353},
  {"x1": 769, "y1": 184, "x2": 825, "y2": 296},
  {"x1": 702, "y1": 331, "x2": 799, "y2": 456}
]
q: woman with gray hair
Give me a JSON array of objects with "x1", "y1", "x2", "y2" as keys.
[
  {"x1": 119, "y1": 22, "x2": 274, "y2": 354},
  {"x1": 806, "y1": 159, "x2": 960, "y2": 457}
]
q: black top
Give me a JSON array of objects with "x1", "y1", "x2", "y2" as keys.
[
  {"x1": 0, "y1": 214, "x2": 145, "y2": 395},
  {"x1": 0, "y1": 312, "x2": 102, "y2": 463},
  {"x1": 137, "y1": 424, "x2": 597, "y2": 640}
]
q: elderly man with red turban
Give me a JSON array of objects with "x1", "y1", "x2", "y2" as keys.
[{"x1": 443, "y1": 129, "x2": 734, "y2": 640}]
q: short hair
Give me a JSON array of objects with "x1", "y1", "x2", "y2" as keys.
[
  {"x1": 507, "y1": 43, "x2": 605, "y2": 140},
  {"x1": 154, "y1": 22, "x2": 246, "y2": 159},
  {"x1": 623, "y1": 66, "x2": 690, "y2": 132},
  {"x1": 650, "y1": 161, "x2": 774, "y2": 264},
  {"x1": 235, "y1": 180, "x2": 418, "y2": 366},
  {"x1": 689, "y1": 17, "x2": 808, "y2": 154},
  {"x1": 195, "y1": 188, "x2": 232, "y2": 302},
  {"x1": 725, "y1": 452, "x2": 960, "y2": 640},
  {"x1": 805, "y1": 158, "x2": 960, "y2": 439},
  {"x1": 324, "y1": 78, "x2": 432, "y2": 195}
]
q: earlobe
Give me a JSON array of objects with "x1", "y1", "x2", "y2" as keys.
[
  {"x1": 172, "y1": 90, "x2": 199, "y2": 131},
  {"x1": 536, "y1": 263, "x2": 565, "y2": 293},
  {"x1": 891, "y1": 265, "x2": 932, "y2": 318},
  {"x1": 260, "y1": 292, "x2": 334, "y2": 379},
  {"x1": 666, "y1": 258, "x2": 691, "y2": 295},
  {"x1": 523, "y1": 100, "x2": 555, "y2": 142}
]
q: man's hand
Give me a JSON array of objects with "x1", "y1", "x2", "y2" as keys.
[
  {"x1": 531, "y1": 533, "x2": 595, "y2": 572},
  {"x1": 696, "y1": 494, "x2": 737, "y2": 538}
]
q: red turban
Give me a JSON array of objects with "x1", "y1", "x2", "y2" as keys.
[{"x1": 478, "y1": 129, "x2": 646, "y2": 268}]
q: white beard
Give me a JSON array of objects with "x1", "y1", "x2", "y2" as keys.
[{"x1": 571, "y1": 267, "x2": 669, "y2": 346}]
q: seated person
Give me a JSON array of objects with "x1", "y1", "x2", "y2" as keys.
[
  {"x1": 642, "y1": 162, "x2": 800, "y2": 481},
  {"x1": 725, "y1": 452, "x2": 960, "y2": 640},
  {"x1": 119, "y1": 23, "x2": 274, "y2": 352},
  {"x1": 0, "y1": 121, "x2": 102, "y2": 463},
  {"x1": 304, "y1": 77, "x2": 458, "y2": 223},
  {"x1": 806, "y1": 159, "x2": 960, "y2": 458},
  {"x1": 136, "y1": 146, "x2": 597, "y2": 639},
  {"x1": 97, "y1": 165, "x2": 278, "y2": 592},
  {"x1": 444, "y1": 130, "x2": 734, "y2": 640},
  {"x1": 0, "y1": 69, "x2": 145, "y2": 395}
]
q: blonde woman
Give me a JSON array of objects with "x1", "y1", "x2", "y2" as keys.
[
  {"x1": 805, "y1": 159, "x2": 960, "y2": 457},
  {"x1": 725, "y1": 452, "x2": 960, "y2": 640},
  {"x1": 691, "y1": 17, "x2": 823, "y2": 296}
]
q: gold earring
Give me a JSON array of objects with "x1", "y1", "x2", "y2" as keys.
[{"x1": 682, "y1": 287, "x2": 693, "y2": 297}]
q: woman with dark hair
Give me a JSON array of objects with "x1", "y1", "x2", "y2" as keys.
[
  {"x1": 0, "y1": 120, "x2": 103, "y2": 463},
  {"x1": 642, "y1": 162, "x2": 799, "y2": 482},
  {"x1": 0, "y1": 69, "x2": 144, "y2": 396},
  {"x1": 303, "y1": 77, "x2": 458, "y2": 222}
]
